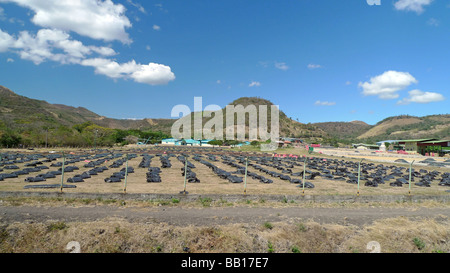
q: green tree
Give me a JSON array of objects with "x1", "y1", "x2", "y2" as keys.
[
  {"x1": 208, "y1": 140, "x2": 223, "y2": 146},
  {"x1": 0, "y1": 131, "x2": 22, "y2": 147},
  {"x1": 250, "y1": 140, "x2": 260, "y2": 146},
  {"x1": 73, "y1": 121, "x2": 94, "y2": 133}
]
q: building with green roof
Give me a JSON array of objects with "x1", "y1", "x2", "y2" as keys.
[
  {"x1": 417, "y1": 139, "x2": 450, "y2": 156},
  {"x1": 398, "y1": 138, "x2": 437, "y2": 153}
]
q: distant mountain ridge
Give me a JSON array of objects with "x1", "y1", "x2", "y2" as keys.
[
  {"x1": 355, "y1": 114, "x2": 450, "y2": 142},
  {"x1": 313, "y1": 114, "x2": 450, "y2": 143},
  {"x1": 169, "y1": 96, "x2": 327, "y2": 141},
  {"x1": 0, "y1": 85, "x2": 175, "y2": 134},
  {"x1": 313, "y1": 120, "x2": 372, "y2": 140},
  {"x1": 0, "y1": 85, "x2": 448, "y2": 145}
]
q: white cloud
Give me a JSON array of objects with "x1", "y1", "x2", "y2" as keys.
[
  {"x1": 153, "y1": 25, "x2": 161, "y2": 31},
  {"x1": 1, "y1": 28, "x2": 117, "y2": 65},
  {"x1": 315, "y1": 100, "x2": 336, "y2": 106},
  {"x1": 0, "y1": 29, "x2": 14, "y2": 52},
  {"x1": 249, "y1": 81, "x2": 261, "y2": 87},
  {"x1": 1, "y1": 28, "x2": 175, "y2": 85},
  {"x1": 0, "y1": 1, "x2": 176, "y2": 86},
  {"x1": 146, "y1": 45, "x2": 151, "y2": 51},
  {"x1": 397, "y1": 89, "x2": 445, "y2": 104},
  {"x1": 89, "y1": 46, "x2": 116, "y2": 57},
  {"x1": 394, "y1": 0, "x2": 433, "y2": 14},
  {"x1": 126, "y1": 0, "x2": 146, "y2": 14},
  {"x1": 81, "y1": 58, "x2": 175, "y2": 85},
  {"x1": 307, "y1": 63, "x2": 322, "y2": 70},
  {"x1": 427, "y1": 18, "x2": 439, "y2": 26},
  {"x1": 275, "y1": 62, "x2": 289, "y2": 71},
  {"x1": 358, "y1": 70, "x2": 418, "y2": 99},
  {"x1": 258, "y1": 61, "x2": 269, "y2": 68},
  {"x1": 0, "y1": 0, "x2": 133, "y2": 44},
  {"x1": 0, "y1": 7, "x2": 6, "y2": 20},
  {"x1": 131, "y1": 62, "x2": 176, "y2": 85},
  {"x1": 6, "y1": 58, "x2": 14, "y2": 62}
]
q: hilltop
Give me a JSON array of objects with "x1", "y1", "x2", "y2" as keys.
[
  {"x1": 313, "y1": 120, "x2": 372, "y2": 140},
  {"x1": 225, "y1": 97, "x2": 326, "y2": 140},
  {"x1": 0, "y1": 85, "x2": 448, "y2": 147},
  {"x1": 355, "y1": 114, "x2": 450, "y2": 143},
  {"x1": 313, "y1": 115, "x2": 449, "y2": 144},
  {"x1": 0, "y1": 86, "x2": 327, "y2": 146},
  {"x1": 173, "y1": 96, "x2": 327, "y2": 141},
  {"x1": 0, "y1": 85, "x2": 174, "y2": 133}
]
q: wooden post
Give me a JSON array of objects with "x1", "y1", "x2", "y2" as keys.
[
  {"x1": 357, "y1": 159, "x2": 363, "y2": 196},
  {"x1": 244, "y1": 156, "x2": 249, "y2": 195},
  {"x1": 408, "y1": 160, "x2": 415, "y2": 196},
  {"x1": 123, "y1": 154, "x2": 129, "y2": 193},
  {"x1": 302, "y1": 157, "x2": 307, "y2": 196},
  {"x1": 181, "y1": 157, "x2": 188, "y2": 195},
  {"x1": 60, "y1": 151, "x2": 66, "y2": 193}
]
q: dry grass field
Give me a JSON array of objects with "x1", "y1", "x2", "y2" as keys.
[{"x1": 1, "y1": 212, "x2": 449, "y2": 253}]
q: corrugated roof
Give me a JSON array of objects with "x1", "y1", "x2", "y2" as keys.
[
  {"x1": 398, "y1": 138, "x2": 436, "y2": 143},
  {"x1": 353, "y1": 143, "x2": 379, "y2": 147},
  {"x1": 419, "y1": 139, "x2": 450, "y2": 144}
]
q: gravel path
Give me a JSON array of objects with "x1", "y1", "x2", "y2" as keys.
[{"x1": 1, "y1": 205, "x2": 449, "y2": 227}]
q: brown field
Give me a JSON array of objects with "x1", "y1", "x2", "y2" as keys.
[
  {"x1": 0, "y1": 145, "x2": 448, "y2": 197},
  {"x1": 1, "y1": 145, "x2": 449, "y2": 254}
]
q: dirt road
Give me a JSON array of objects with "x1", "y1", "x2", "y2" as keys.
[{"x1": 2, "y1": 204, "x2": 449, "y2": 227}]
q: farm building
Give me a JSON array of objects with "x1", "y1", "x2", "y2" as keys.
[
  {"x1": 234, "y1": 141, "x2": 251, "y2": 147},
  {"x1": 161, "y1": 139, "x2": 215, "y2": 146},
  {"x1": 375, "y1": 140, "x2": 403, "y2": 151},
  {"x1": 352, "y1": 143, "x2": 379, "y2": 150},
  {"x1": 376, "y1": 140, "x2": 399, "y2": 146},
  {"x1": 417, "y1": 139, "x2": 450, "y2": 156},
  {"x1": 398, "y1": 138, "x2": 437, "y2": 153},
  {"x1": 161, "y1": 138, "x2": 178, "y2": 145}
]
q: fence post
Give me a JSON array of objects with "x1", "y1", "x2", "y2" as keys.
[
  {"x1": 244, "y1": 156, "x2": 249, "y2": 195},
  {"x1": 60, "y1": 151, "x2": 66, "y2": 193},
  {"x1": 181, "y1": 157, "x2": 188, "y2": 195},
  {"x1": 408, "y1": 160, "x2": 415, "y2": 196},
  {"x1": 302, "y1": 157, "x2": 307, "y2": 196},
  {"x1": 357, "y1": 159, "x2": 364, "y2": 197},
  {"x1": 123, "y1": 154, "x2": 129, "y2": 194}
]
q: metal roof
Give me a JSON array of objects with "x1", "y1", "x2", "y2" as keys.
[
  {"x1": 419, "y1": 139, "x2": 450, "y2": 144},
  {"x1": 376, "y1": 140, "x2": 400, "y2": 145},
  {"x1": 398, "y1": 138, "x2": 436, "y2": 143},
  {"x1": 353, "y1": 143, "x2": 379, "y2": 148}
]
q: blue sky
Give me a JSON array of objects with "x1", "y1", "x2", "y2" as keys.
[{"x1": 0, "y1": 0, "x2": 448, "y2": 126}]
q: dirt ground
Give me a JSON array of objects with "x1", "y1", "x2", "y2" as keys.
[
  {"x1": 315, "y1": 147, "x2": 450, "y2": 164},
  {"x1": 1, "y1": 199, "x2": 449, "y2": 253},
  {"x1": 1, "y1": 146, "x2": 449, "y2": 253},
  {"x1": 1, "y1": 146, "x2": 449, "y2": 196},
  {"x1": 1, "y1": 202, "x2": 449, "y2": 227}
]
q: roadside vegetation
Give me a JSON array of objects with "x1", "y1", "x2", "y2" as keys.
[{"x1": 1, "y1": 215, "x2": 448, "y2": 253}]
